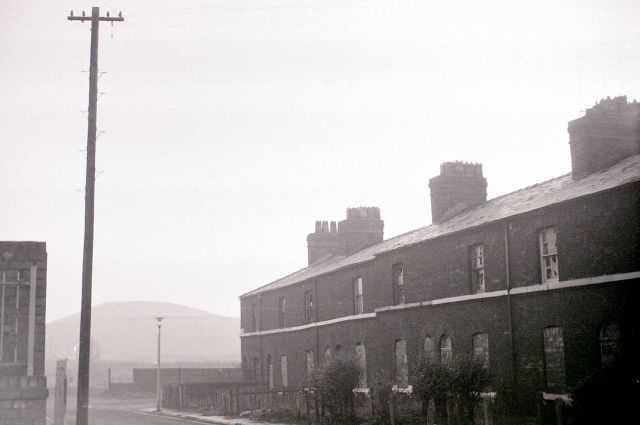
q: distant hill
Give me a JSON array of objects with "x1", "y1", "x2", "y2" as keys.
[{"x1": 47, "y1": 301, "x2": 240, "y2": 363}]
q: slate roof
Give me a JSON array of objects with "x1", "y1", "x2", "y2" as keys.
[{"x1": 241, "y1": 154, "x2": 640, "y2": 298}]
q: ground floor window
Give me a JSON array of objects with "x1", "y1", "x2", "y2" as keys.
[
  {"x1": 543, "y1": 327, "x2": 566, "y2": 391},
  {"x1": 395, "y1": 339, "x2": 408, "y2": 386}
]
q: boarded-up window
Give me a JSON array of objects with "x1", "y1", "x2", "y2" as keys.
[
  {"x1": 395, "y1": 339, "x2": 408, "y2": 386},
  {"x1": 304, "y1": 290, "x2": 314, "y2": 324},
  {"x1": 267, "y1": 355, "x2": 274, "y2": 390},
  {"x1": 393, "y1": 263, "x2": 405, "y2": 305},
  {"x1": 600, "y1": 323, "x2": 622, "y2": 368},
  {"x1": 472, "y1": 333, "x2": 490, "y2": 368},
  {"x1": 470, "y1": 244, "x2": 486, "y2": 293},
  {"x1": 353, "y1": 277, "x2": 364, "y2": 314},
  {"x1": 440, "y1": 335, "x2": 452, "y2": 365},
  {"x1": 0, "y1": 279, "x2": 30, "y2": 365},
  {"x1": 539, "y1": 227, "x2": 559, "y2": 283},
  {"x1": 355, "y1": 342, "x2": 367, "y2": 388},
  {"x1": 278, "y1": 297, "x2": 286, "y2": 328},
  {"x1": 280, "y1": 355, "x2": 288, "y2": 389},
  {"x1": 424, "y1": 336, "x2": 435, "y2": 360},
  {"x1": 306, "y1": 350, "x2": 315, "y2": 380},
  {"x1": 543, "y1": 327, "x2": 566, "y2": 391}
]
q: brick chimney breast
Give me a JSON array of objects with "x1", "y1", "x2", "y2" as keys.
[
  {"x1": 428, "y1": 161, "x2": 487, "y2": 224},
  {"x1": 307, "y1": 207, "x2": 384, "y2": 265},
  {"x1": 568, "y1": 96, "x2": 640, "y2": 180}
]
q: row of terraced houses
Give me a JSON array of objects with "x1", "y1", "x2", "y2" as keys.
[{"x1": 239, "y1": 97, "x2": 640, "y2": 423}]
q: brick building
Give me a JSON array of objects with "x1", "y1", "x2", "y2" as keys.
[
  {"x1": 239, "y1": 97, "x2": 640, "y2": 421},
  {"x1": 0, "y1": 242, "x2": 48, "y2": 425}
]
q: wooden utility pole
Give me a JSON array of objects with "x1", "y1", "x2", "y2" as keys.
[{"x1": 68, "y1": 7, "x2": 123, "y2": 425}]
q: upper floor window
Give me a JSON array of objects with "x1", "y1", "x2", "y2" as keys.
[
  {"x1": 600, "y1": 323, "x2": 622, "y2": 368},
  {"x1": 278, "y1": 297, "x2": 286, "y2": 328},
  {"x1": 395, "y1": 339, "x2": 408, "y2": 386},
  {"x1": 472, "y1": 333, "x2": 490, "y2": 369},
  {"x1": 439, "y1": 335, "x2": 452, "y2": 365},
  {"x1": 355, "y1": 342, "x2": 367, "y2": 388},
  {"x1": 353, "y1": 277, "x2": 364, "y2": 314},
  {"x1": 392, "y1": 263, "x2": 405, "y2": 305},
  {"x1": 251, "y1": 304, "x2": 259, "y2": 332},
  {"x1": 539, "y1": 227, "x2": 559, "y2": 283},
  {"x1": 543, "y1": 326, "x2": 566, "y2": 391},
  {"x1": 470, "y1": 244, "x2": 486, "y2": 293},
  {"x1": 304, "y1": 290, "x2": 314, "y2": 324}
]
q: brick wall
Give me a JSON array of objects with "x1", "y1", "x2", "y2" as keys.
[
  {"x1": 0, "y1": 242, "x2": 47, "y2": 425},
  {"x1": 240, "y1": 181, "x2": 639, "y2": 420}
]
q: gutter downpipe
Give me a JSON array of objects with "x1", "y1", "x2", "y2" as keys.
[
  {"x1": 258, "y1": 294, "x2": 264, "y2": 390},
  {"x1": 504, "y1": 222, "x2": 517, "y2": 392}
]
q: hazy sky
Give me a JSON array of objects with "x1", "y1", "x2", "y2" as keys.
[{"x1": 2, "y1": 0, "x2": 639, "y2": 322}]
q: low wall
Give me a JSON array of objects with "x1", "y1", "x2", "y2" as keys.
[{"x1": 128, "y1": 368, "x2": 244, "y2": 393}]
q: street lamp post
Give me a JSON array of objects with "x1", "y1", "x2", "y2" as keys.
[{"x1": 155, "y1": 317, "x2": 164, "y2": 412}]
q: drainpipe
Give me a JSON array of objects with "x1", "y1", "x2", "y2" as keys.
[
  {"x1": 504, "y1": 222, "x2": 517, "y2": 390},
  {"x1": 258, "y1": 294, "x2": 264, "y2": 388}
]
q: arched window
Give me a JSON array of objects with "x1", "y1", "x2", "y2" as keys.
[
  {"x1": 543, "y1": 327, "x2": 566, "y2": 391},
  {"x1": 395, "y1": 339, "x2": 408, "y2": 386},
  {"x1": 600, "y1": 323, "x2": 622, "y2": 368},
  {"x1": 472, "y1": 333, "x2": 490, "y2": 368},
  {"x1": 266, "y1": 354, "x2": 274, "y2": 390},
  {"x1": 424, "y1": 336, "x2": 435, "y2": 360},
  {"x1": 355, "y1": 342, "x2": 367, "y2": 388},
  {"x1": 439, "y1": 335, "x2": 452, "y2": 365}
]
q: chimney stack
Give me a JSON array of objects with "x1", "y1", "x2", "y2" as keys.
[
  {"x1": 568, "y1": 96, "x2": 640, "y2": 180},
  {"x1": 306, "y1": 207, "x2": 384, "y2": 265},
  {"x1": 428, "y1": 161, "x2": 487, "y2": 224}
]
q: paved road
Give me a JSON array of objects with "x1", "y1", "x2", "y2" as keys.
[
  {"x1": 65, "y1": 408, "x2": 205, "y2": 425},
  {"x1": 48, "y1": 396, "x2": 204, "y2": 425}
]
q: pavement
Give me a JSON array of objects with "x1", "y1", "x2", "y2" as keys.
[{"x1": 141, "y1": 407, "x2": 293, "y2": 425}]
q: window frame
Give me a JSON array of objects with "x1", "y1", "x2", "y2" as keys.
[
  {"x1": 542, "y1": 326, "x2": 566, "y2": 391},
  {"x1": 392, "y1": 263, "x2": 405, "y2": 305},
  {"x1": 395, "y1": 339, "x2": 408, "y2": 386},
  {"x1": 355, "y1": 342, "x2": 367, "y2": 388},
  {"x1": 280, "y1": 355, "x2": 288, "y2": 389},
  {"x1": 539, "y1": 227, "x2": 559, "y2": 283},
  {"x1": 304, "y1": 290, "x2": 314, "y2": 324},
  {"x1": 439, "y1": 335, "x2": 452, "y2": 365},
  {"x1": 472, "y1": 332, "x2": 490, "y2": 369},
  {"x1": 352, "y1": 276, "x2": 364, "y2": 315},
  {"x1": 470, "y1": 244, "x2": 486, "y2": 293},
  {"x1": 278, "y1": 297, "x2": 286, "y2": 328}
]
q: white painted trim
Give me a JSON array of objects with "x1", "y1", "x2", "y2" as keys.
[
  {"x1": 510, "y1": 271, "x2": 640, "y2": 295},
  {"x1": 241, "y1": 312, "x2": 376, "y2": 337},
  {"x1": 542, "y1": 392, "x2": 572, "y2": 403},
  {"x1": 27, "y1": 264, "x2": 37, "y2": 376},
  {"x1": 375, "y1": 290, "x2": 507, "y2": 313},
  {"x1": 240, "y1": 272, "x2": 640, "y2": 338}
]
